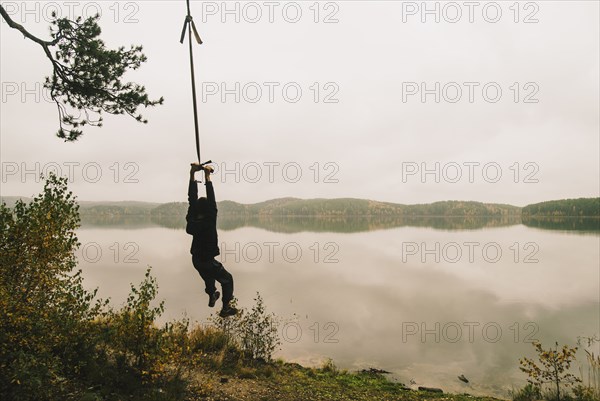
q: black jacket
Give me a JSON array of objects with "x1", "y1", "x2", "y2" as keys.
[{"x1": 186, "y1": 180, "x2": 220, "y2": 260}]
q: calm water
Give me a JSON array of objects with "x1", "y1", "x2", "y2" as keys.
[{"x1": 77, "y1": 216, "x2": 600, "y2": 398}]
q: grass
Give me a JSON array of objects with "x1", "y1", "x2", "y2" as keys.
[
  {"x1": 186, "y1": 361, "x2": 503, "y2": 401},
  {"x1": 182, "y1": 346, "x2": 503, "y2": 401}
]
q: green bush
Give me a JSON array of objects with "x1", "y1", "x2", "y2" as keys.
[
  {"x1": 0, "y1": 175, "x2": 191, "y2": 400},
  {"x1": 189, "y1": 325, "x2": 230, "y2": 355},
  {"x1": 518, "y1": 337, "x2": 600, "y2": 401},
  {"x1": 210, "y1": 293, "x2": 281, "y2": 362},
  {"x1": 511, "y1": 383, "x2": 542, "y2": 401},
  {"x1": 0, "y1": 174, "x2": 105, "y2": 400},
  {"x1": 520, "y1": 341, "x2": 580, "y2": 401},
  {"x1": 103, "y1": 269, "x2": 166, "y2": 379},
  {"x1": 572, "y1": 385, "x2": 596, "y2": 401}
]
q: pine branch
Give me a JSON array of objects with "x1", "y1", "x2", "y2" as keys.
[{"x1": 0, "y1": 5, "x2": 163, "y2": 141}]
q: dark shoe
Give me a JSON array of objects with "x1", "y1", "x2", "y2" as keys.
[
  {"x1": 208, "y1": 291, "x2": 220, "y2": 308},
  {"x1": 219, "y1": 305, "x2": 239, "y2": 318}
]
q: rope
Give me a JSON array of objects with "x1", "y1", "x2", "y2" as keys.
[{"x1": 180, "y1": 0, "x2": 203, "y2": 162}]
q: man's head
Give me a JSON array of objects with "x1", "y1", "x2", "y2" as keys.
[{"x1": 195, "y1": 197, "x2": 208, "y2": 218}]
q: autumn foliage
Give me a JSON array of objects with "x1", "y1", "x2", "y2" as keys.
[{"x1": 0, "y1": 175, "x2": 190, "y2": 400}]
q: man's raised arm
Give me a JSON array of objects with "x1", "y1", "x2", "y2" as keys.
[
  {"x1": 188, "y1": 164, "x2": 201, "y2": 206},
  {"x1": 204, "y1": 165, "x2": 217, "y2": 211}
]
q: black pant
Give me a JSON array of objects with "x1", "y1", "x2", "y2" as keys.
[{"x1": 192, "y1": 255, "x2": 234, "y2": 306}]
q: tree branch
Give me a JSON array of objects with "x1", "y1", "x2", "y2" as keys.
[
  {"x1": 0, "y1": 5, "x2": 62, "y2": 77},
  {"x1": 0, "y1": 5, "x2": 58, "y2": 47},
  {"x1": 1, "y1": 5, "x2": 163, "y2": 140}
]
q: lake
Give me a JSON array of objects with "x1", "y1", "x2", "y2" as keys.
[{"x1": 76, "y1": 215, "x2": 600, "y2": 398}]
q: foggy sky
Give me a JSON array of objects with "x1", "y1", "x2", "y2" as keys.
[{"x1": 1, "y1": 0, "x2": 598, "y2": 205}]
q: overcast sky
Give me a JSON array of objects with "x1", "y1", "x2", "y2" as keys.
[{"x1": 1, "y1": 0, "x2": 598, "y2": 205}]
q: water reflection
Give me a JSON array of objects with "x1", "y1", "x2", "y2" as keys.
[
  {"x1": 522, "y1": 216, "x2": 600, "y2": 233},
  {"x1": 77, "y1": 216, "x2": 599, "y2": 398},
  {"x1": 81, "y1": 214, "x2": 599, "y2": 233}
]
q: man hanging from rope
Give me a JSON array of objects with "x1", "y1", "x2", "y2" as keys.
[{"x1": 187, "y1": 162, "x2": 238, "y2": 318}]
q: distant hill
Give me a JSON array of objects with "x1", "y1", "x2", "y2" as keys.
[
  {"x1": 149, "y1": 198, "x2": 521, "y2": 217},
  {"x1": 77, "y1": 201, "x2": 159, "y2": 216},
  {"x1": 78, "y1": 200, "x2": 160, "y2": 210},
  {"x1": 1, "y1": 196, "x2": 522, "y2": 217},
  {"x1": 149, "y1": 202, "x2": 187, "y2": 216},
  {"x1": 522, "y1": 198, "x2": 600, "y2": 217},
  {"x1": 5, "y1": 195, "x2": 598, "y2": 232},
  {"x1": 4, "y1": 196, "x2": 598, "y2": 219},
  {"x1": 0, "y1": 197, "x2": 158, "y2": 216}
]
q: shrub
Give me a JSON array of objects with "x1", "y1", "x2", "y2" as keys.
[
  {"x1": 0, "y1": 175, "x2": 190, "y2": 400},
  {"x1": 104, "y1": 268, "x2": 166, "y2": 380},
  {"x1": 519, "y1": 341, "x2": 581, "y2": 401},
  {"x1": 210, "y1": 293, "x2": 281, "y2": 363},
  {"x1": 511, "y1": 383, "x2": 542, "y2": 401},
  {"x1": 0, "y1": 174, "x2": 106, "y2": 400},
  {"x1": 575, "y1": 336, "x2": 600, "y2": 401}
]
